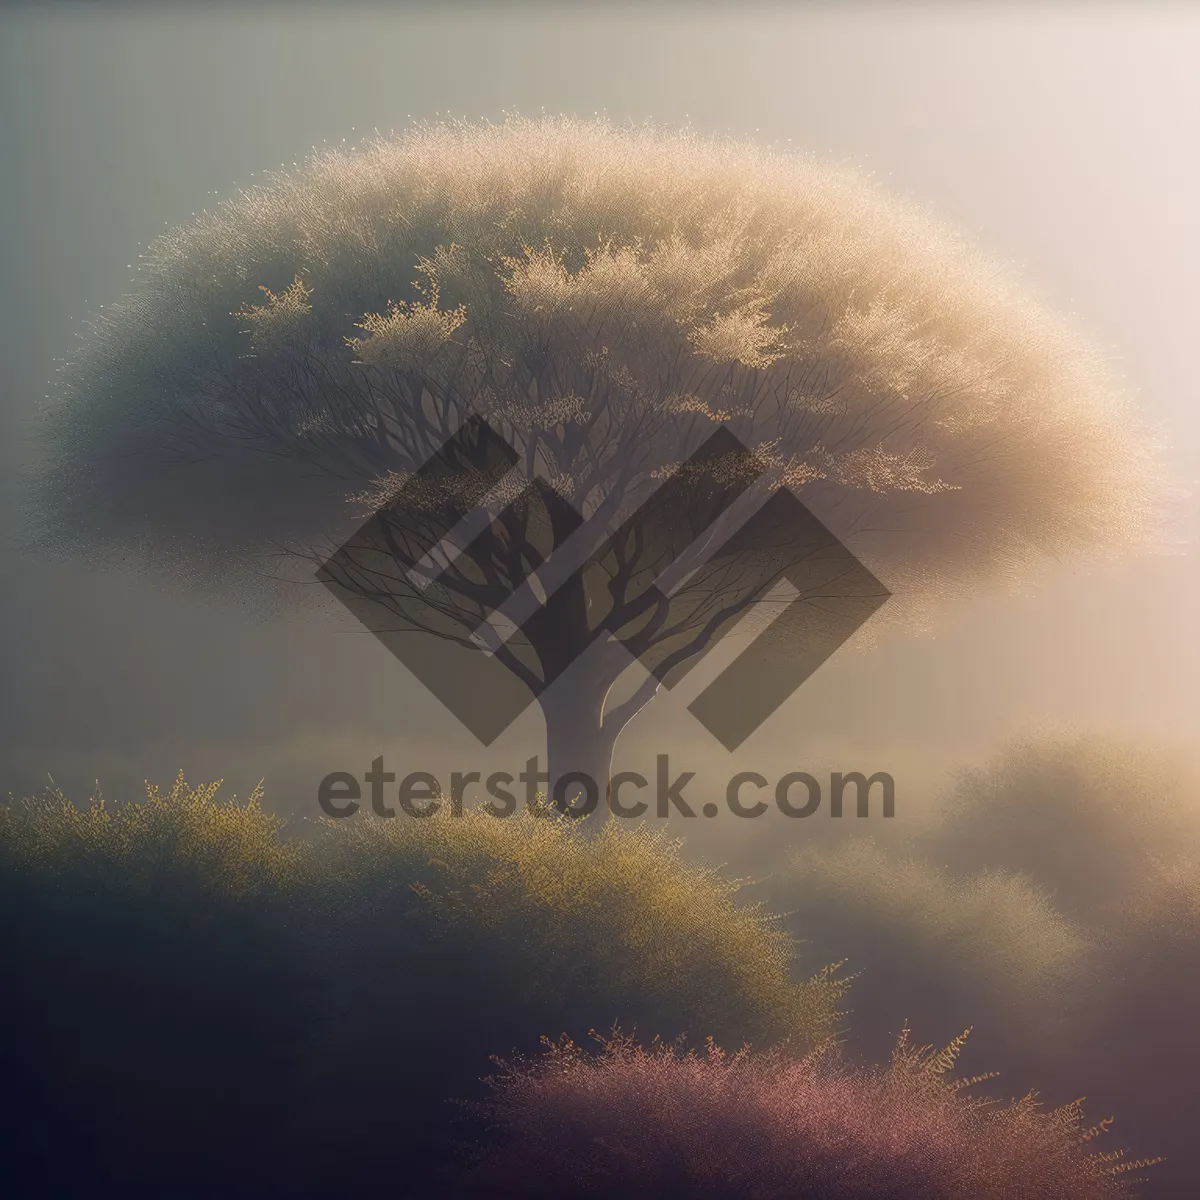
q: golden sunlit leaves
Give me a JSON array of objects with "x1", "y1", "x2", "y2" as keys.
[
  {"x1": 233, "y1": 275, "x2": 314, "y2": 355},
  {"x1": 347, "y1": 292, "x2": 467, "y2": 373},
  {"x1": 40, "y1": 114, "x2": 1162, "y2": 630},
  {"x1": 689, "y1": 302, "x2": 791, "y2": 370}
]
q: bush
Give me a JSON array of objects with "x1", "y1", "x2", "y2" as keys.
[
  {"x1": 457, "y1": 1028, "x2": 1153, "y2": 1199},
  {"x1": 317, "y1": 804, "x2": 838, "y2": 1045},
  {"x1": 291, "y1": 806, "x2": 842, "y2": 1192},
  {"x1": 0, "y1": 775, "x2": 839, "y2": 1198},
  {"x1": 901, "y1": 733, "x2": 1200, "y2": 1197},
  {"x1": 733, "y1": 735, "x2": 1200, "y2": 1198},
  {"x1": 926, "y1": 732, "x2": 1200, "y2": 921},
  {"x1": 1066, "y1": 856, "x2": 1200, "y2": 1200},
  {"x1": 756, "y1": 839, "x2": 1087, "y2": 1064},
  {"x1": 0, "y1": 774, "x2": 308, "y2": 1194}
]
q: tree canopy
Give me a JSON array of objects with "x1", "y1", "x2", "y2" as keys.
[{"x1": 31, "y1": 115, "x2": 1160, "y2": 776}]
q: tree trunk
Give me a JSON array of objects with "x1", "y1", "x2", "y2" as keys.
[
  {"x1": 537, "y1": 642, "x2": 665, "y2": 824},
  {"x1": 527, "y1": 555, "x2": 661, "y2": 821},
  {"x1": 540, "y1": 677, "x2": 621, "y2": 821}
]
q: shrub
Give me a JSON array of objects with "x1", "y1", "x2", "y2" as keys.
[
  {"x1": 0, "y1": 776, "x2": 839, "y2": 1197},
  {"x1": 0, "y1": 774, "x2": 308, "y2": 1194},
  {"x1": 757, "y1": 839, "x2": 1087, "y2": 1063},
  {"x1": 458, "y1": 1028, "x2": 1153, "y2": 1199},
  {"x1": 926, "y1": 732, "x2": 1200, "y2": 921},
  {"x1": 0, "y1": 771, "x2": 302, "y2": 893},
  {"x1": 316, "y1": 805, "x2": 839, "y2": 1048},
  {"x1": 1066, "y1": 856, "x2": 1200, "y2": 1199},
  {"x1": 916, "y1": 734, "x2": 1200, "y2": 1197},
  {"x1": 277, "y1": 807, "x2": 843, "y2": 1191}
]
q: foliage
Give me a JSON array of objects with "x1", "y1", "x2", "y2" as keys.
[
  {"x1": 1065, "y1": 855, "x2": 1200, "y2": 1199},
  {"x1": 457, "y1": 1028, "x2": 1152, "y2": 1199},
  {"x1": 317, "y1": 805, "x2": 839, "y2": 1050},
  {"x1": 0, "y1": 774, "x2": 836, "y2": 1197},
  {"x1": 0, "y1": 775, "x2": 307, "y2": 1195},
  {"x1": 30, "y1": 115, "x2": 1162, "y2": 831},
  {"x1": 928, "y1": 731, "x2": 1200, "y2": 920},
  {"x1": 35, "y1": 115, "x2": 1157, "y2": 635},
  {"x1": 758, "y1": 838, "x2": 1087, "y2": 1061},
  {"x1": 0, "y1": 770, "x2": 300, "y2": 894},
  {"x1": 793, "y1": 734, "x2": 1200, "y2": 1197}
]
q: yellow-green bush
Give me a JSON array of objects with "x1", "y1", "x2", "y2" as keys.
[
  {"x1": 0, "y1": 775, "x2": 838, "y2": 1198},
  {"x1": 0, "y1": 774, "x2": 311, "y2": 1195},
  {"x1": 318, "y1": 806, "x2": 839, "y2": 1050},
  {"x1": 0, "y1": 771, "x2": 301, "y2": 895}
]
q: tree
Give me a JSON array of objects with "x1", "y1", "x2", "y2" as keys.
[{"x1": 33, "y1": 115, "x2": 1156, "y2": 811}]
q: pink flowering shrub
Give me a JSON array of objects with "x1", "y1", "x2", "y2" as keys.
[{"x1": 460, "y1": 1030, "x2": 1155, "y2": 1199}]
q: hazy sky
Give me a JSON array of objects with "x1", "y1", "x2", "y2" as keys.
[{"x1": 2, "y1": 4, "x2": 1198, "y2": 824}]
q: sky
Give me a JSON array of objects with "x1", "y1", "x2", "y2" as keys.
[{"x1": 1, "y1": 3, "x2": 1198, "y2": 834}]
